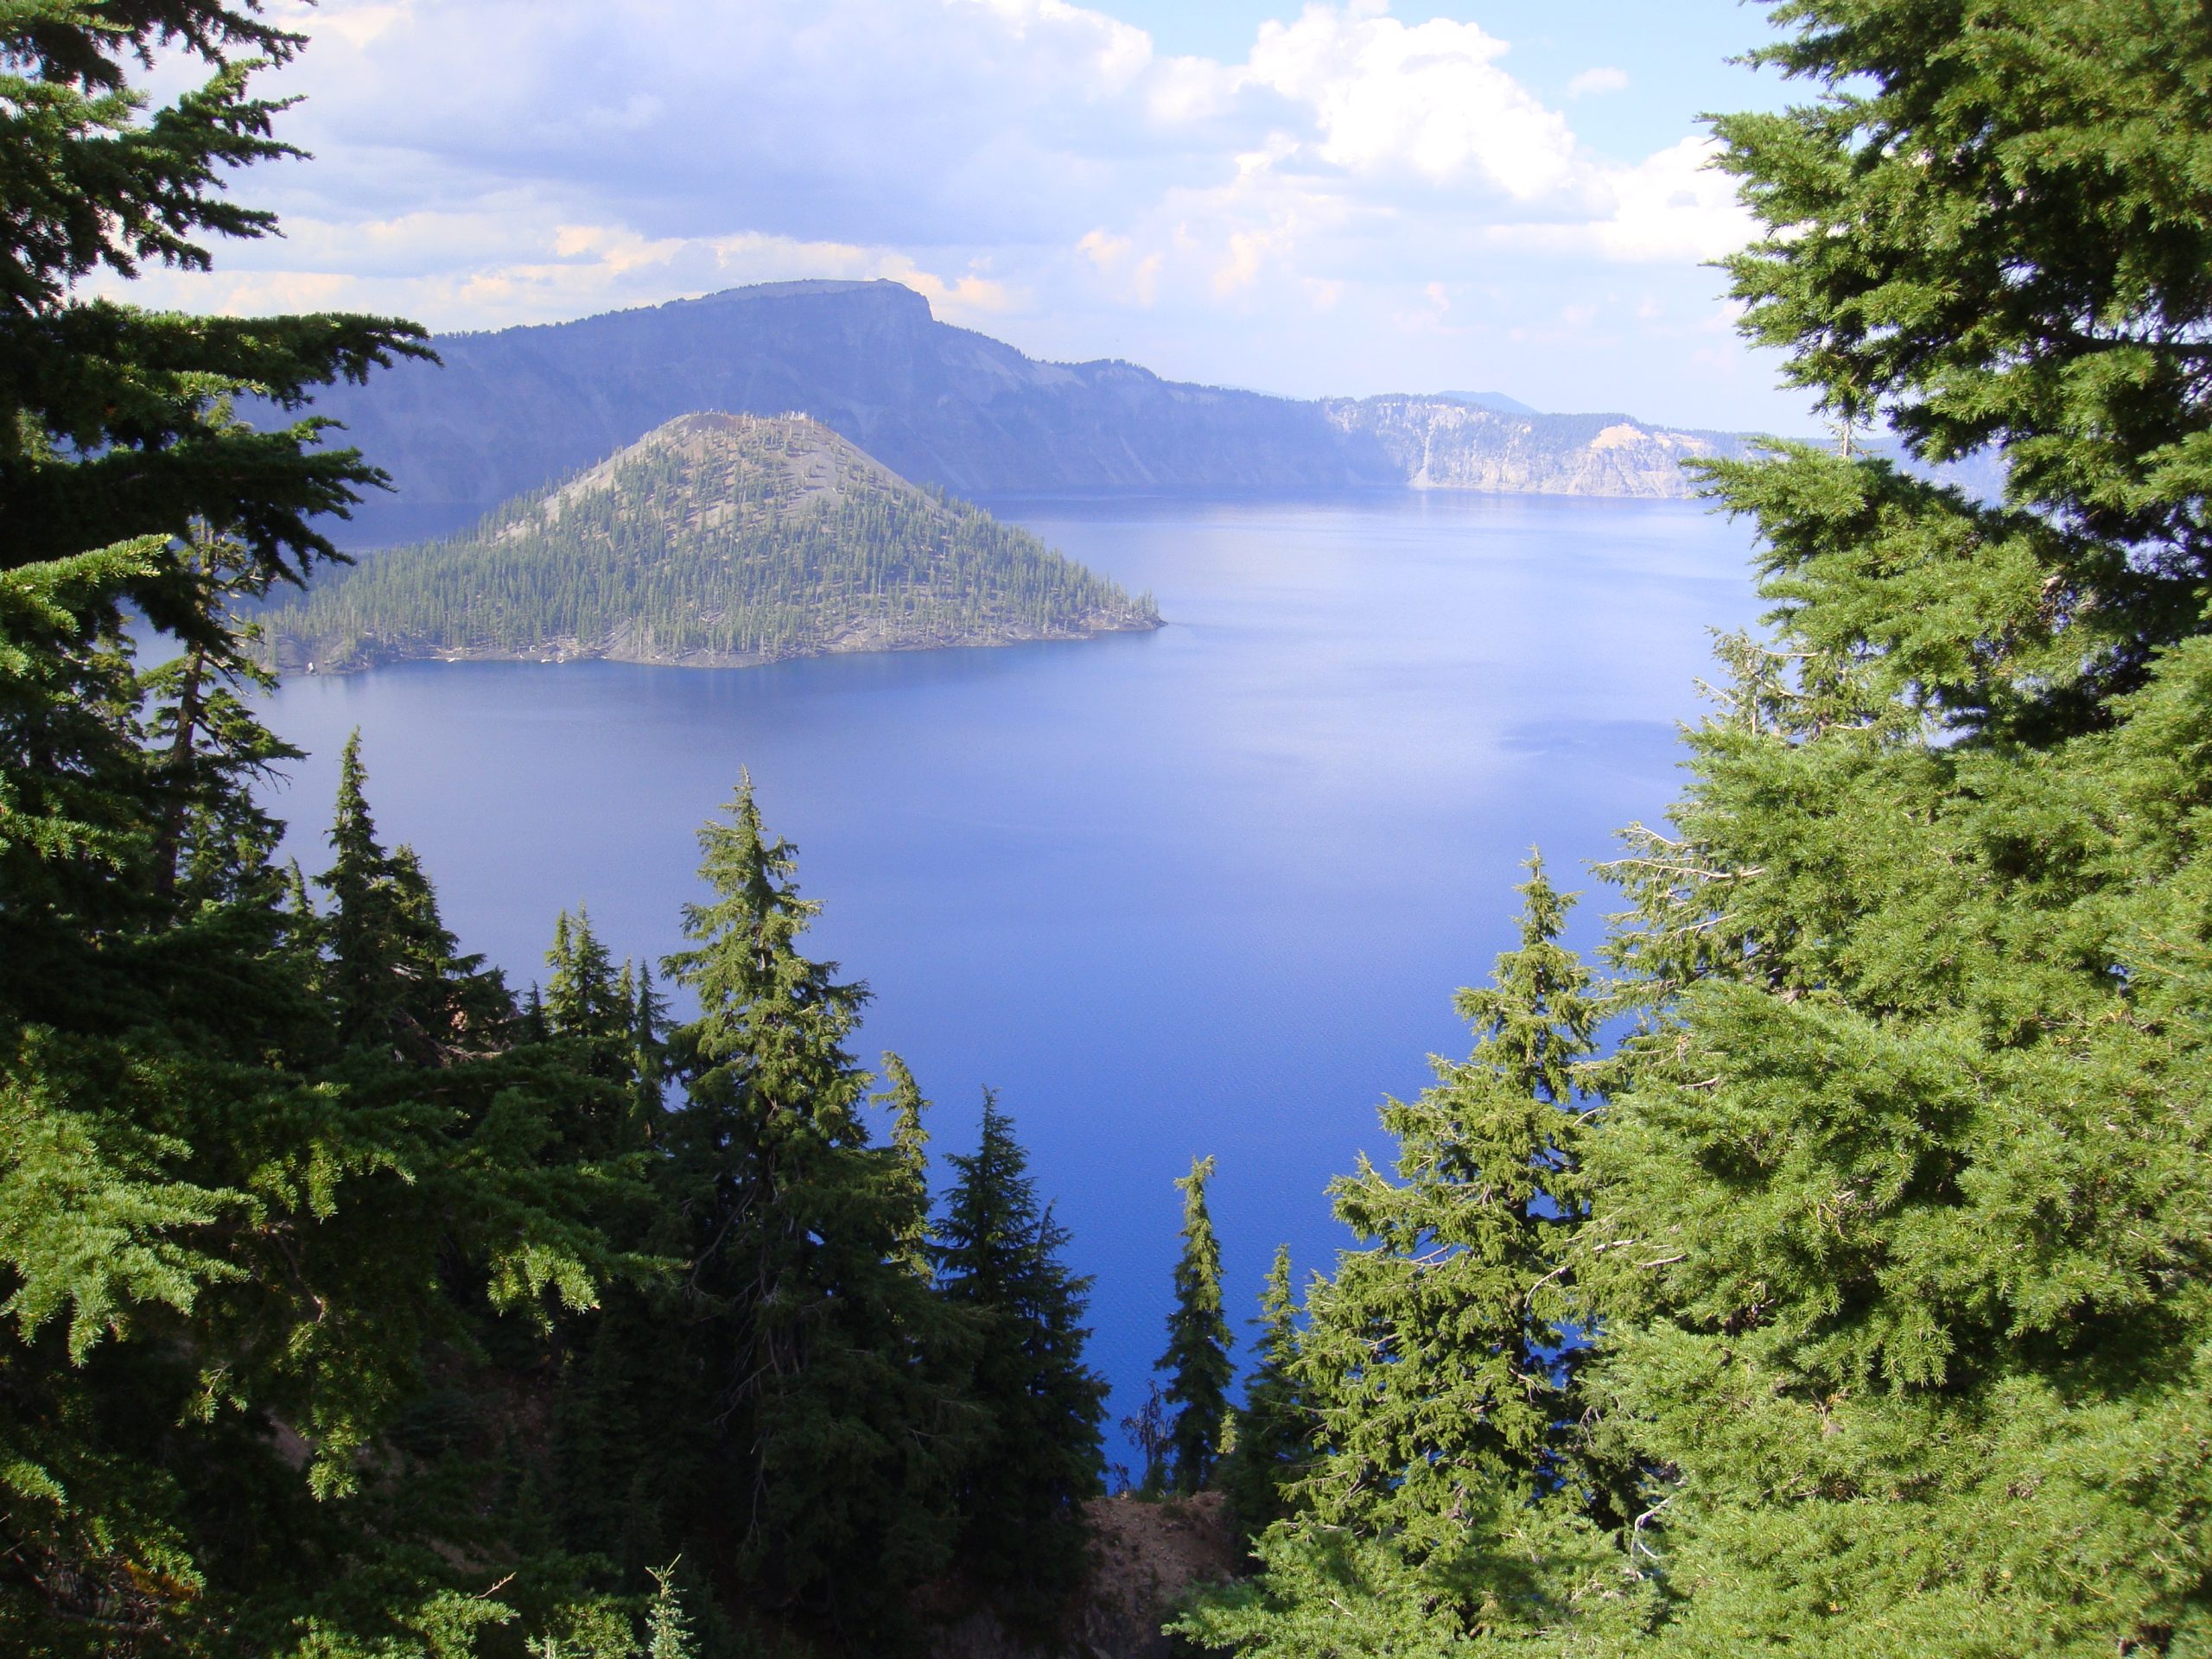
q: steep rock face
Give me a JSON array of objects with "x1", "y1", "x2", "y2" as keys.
[
  {"x1": 1324, "y1": 396, "x2": 1754, "y2": 497},
  {"x1": 303, "y1": 280, "x2": 1396, "y2": 546}
]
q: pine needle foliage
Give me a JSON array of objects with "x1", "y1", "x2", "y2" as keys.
[
  {"x1": 0, "y1": 3, "x2": 429, "y2": 607},
  {"x1": 1179, "y1": 859, "x2": 1640, "y2": 1656},
  {"x1": 1156, "y1": 1154, "x2": 1234, "y2": 1496},
  {"x1": 1567, "y1": 3, "x2": 2212, "y2": 1653}
]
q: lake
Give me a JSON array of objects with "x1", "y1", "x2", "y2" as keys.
[{"x1": 261, "y1": 488, "x2": 1761, "y2": 1466}]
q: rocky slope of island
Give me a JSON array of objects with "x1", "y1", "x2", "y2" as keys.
[{"x1": 259, "y1": 411, "x2": 1160, "y2": 672}]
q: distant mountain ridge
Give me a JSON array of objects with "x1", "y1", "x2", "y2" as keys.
[
  {"x1": 290, "y1": 280, "x2": 1769, "y2": 549},
  {"x1": 260, "y1": 412, "x2": 1159, "y2": 671}
]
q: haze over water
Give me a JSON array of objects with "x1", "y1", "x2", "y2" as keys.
[{"x1": 262, "y1": 490, "x2": 1761, "y2": 1456}]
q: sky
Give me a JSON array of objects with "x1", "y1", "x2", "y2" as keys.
[{"x1": 112, "y1": 0, "x2": 1820, "y2": 432}]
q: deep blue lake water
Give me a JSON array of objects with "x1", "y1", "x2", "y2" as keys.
[{"x1": 260, "y1": 489, "x2": 1760, "y2": 1466}]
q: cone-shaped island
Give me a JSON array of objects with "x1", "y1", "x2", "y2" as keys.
[{"x1": 263, "y1": 411, "x2": 1160, "y2": 672}]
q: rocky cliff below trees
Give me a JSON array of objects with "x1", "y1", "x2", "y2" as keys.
[
  {"x1": 286, "y1": 280, "x2": 1765, "y2": 549},
  {"x1": 931, "y1": 1493, "x2": 1240, "y2": 1659}
]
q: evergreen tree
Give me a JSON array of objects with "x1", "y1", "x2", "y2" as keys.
[
  {"x1": 139, "y1": 521, "x2": 299, "y2": 907},
  {"x1": 0, "y1": 13, "x2": 646, "y2": 1648},
  {"x1": 545, "y1": 908, "x2": 625, "y2": 1056},
  {"x1": 539, "y1": 908, "x2": 654, "y2": 1154},
  {"x1": 1215, "y1": 1244, "x2": 1307, "y2": 1543},
  {"x1": 1567, "y1": 3, "x2": 2212, "y2": 1653},
  {"x1": 641, "y1": 1560, "x2": 697, "y2": 1659},
  {"x1": 1155, "y1": 1154, "x2": 1233, "y2": 1496},
  {"x1": 1179, "y1": 858, "x2": 1633, "y2": 1654},
  {"x1": 878, "y1": 1052, "x2": 935, "y2": 1281},
  {"x1": 656, "y1": 780, "x2": 969, "y2": 1638},
  {"x1": 623, "y1": 959, "x2": 671, "y2": 1138},
  {"x1": 934, "y1": 1091, "x2": 1109, "y2": 1630},
  {"x1": 319, "y1": 731, "x2": 508, "y2": 1064}
]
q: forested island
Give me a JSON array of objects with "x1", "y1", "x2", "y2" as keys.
[
  {"x1": 259, "y1": 412, "x2": 1158, "y2": 671},
  {"x1": 9, "y1": 2, "x2": 2212, "y2": 1658}
]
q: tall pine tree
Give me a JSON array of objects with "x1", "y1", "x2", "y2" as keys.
[
  {"x1": 655, "y1": 780, "x2": 969, "y2": 1640},
  {"x1": 1215, "y1": 1244, "x2": 1308, "y2": 1545},
  {"x1": 319, "y1": 731, "x2": 509, "y2": 1063},
  {"x1": 1180, "y1": 857, "x2": 1634, "y2": 1654},
  {"x1": 1156, "y1": 1154, "x2": 1233, "y2": 1497},
  {"x1": 878, "y1": 1052, "x2": 935, "y2": 1281},
  {"x1": 934, "y1": 1091, "x2": 1108, "y2": 1631}
]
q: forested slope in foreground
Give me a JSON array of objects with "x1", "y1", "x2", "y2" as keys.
[{"x1": 260, "y1": 412, "x2": 1159, "y2": 672}]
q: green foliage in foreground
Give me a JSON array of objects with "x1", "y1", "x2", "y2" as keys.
[
  {"x1": 1180, "y1": 2, "x2": 2212, "y2": 1656},
  {"x1": 258, "y1": 413, "x2": 1160, "y2": 671},
  {"x1": 0, "y1": 9, "x2": 1110, "y2": 1653},
  {"x1": 1180, "y1": 862, "x2": 1638, "y2": 1657},
  {"x1": 19, "y1": 0, "x2": 2212, "y2": 1654}
]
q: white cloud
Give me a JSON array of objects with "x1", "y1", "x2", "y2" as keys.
[
  {"x1": 1589, "y1": 135, "x2": 1750, "y2": 263},
  {"x1": 1245, "y1": 8, "x2": 1576, "y2": 196},
  {"x1": 1568, "y1": 66, "x2": 1630, "y2": 99},
  {"x1": 92, "y1": 0, "x2": 1784, "y2": 424}
]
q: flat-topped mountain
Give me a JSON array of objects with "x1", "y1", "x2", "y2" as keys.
[
  {"x1": 289, "y1": 280, "x2": 1759, "y2": 548},
  {"x1": 260, "y1": 412, "x2": 1160, "y2": 672}
]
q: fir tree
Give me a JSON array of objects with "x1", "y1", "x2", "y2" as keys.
[
  {"x1": 1179, "y1": 858, "x2": 1633, "y2": 1654},
  {"x1": 623, "y1": 959, "x2": 671, "y2": 1138},
  {"x1": 1567, "y1": 3, "x2": 2212, "y2": 1653},
  {"x1": 641, "y1": 1560, "x2": 697, "y2": 1659},
  {"x1": 878, "y1": 1052, "x2": 934, "y2": 1281},
  {"x1": 0, "y1": 7, "x2": 428, "y2": 603},
  {"x1": 545, "y1": 908, "x2": 625, "y2": 1053},
  {"x1": 0, "y1": 13, "x2": 639, "y2": 1644},
  {"x1": 657, "y1": 780, "x2": 969, "y2": 1637},
  {"x1": 139, "y1": 521, "x2": 299, "y2": 907},
  {"x1": 1216, "y1": 1244, "x2": 1307, "y2": 1543},
  {"x1": 1156, "y1": 1154, "x2": 1233, "y2": 1496},
  {"x1": 319, "y1": 731, "x2": 508, "y2": 1064},
  {"x1": 540, "y1": 907, "x2": 654, "y2": 1154},
  {"x1": 934, "y1": 1091, "x2": 1109, "y2": 1629}
]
